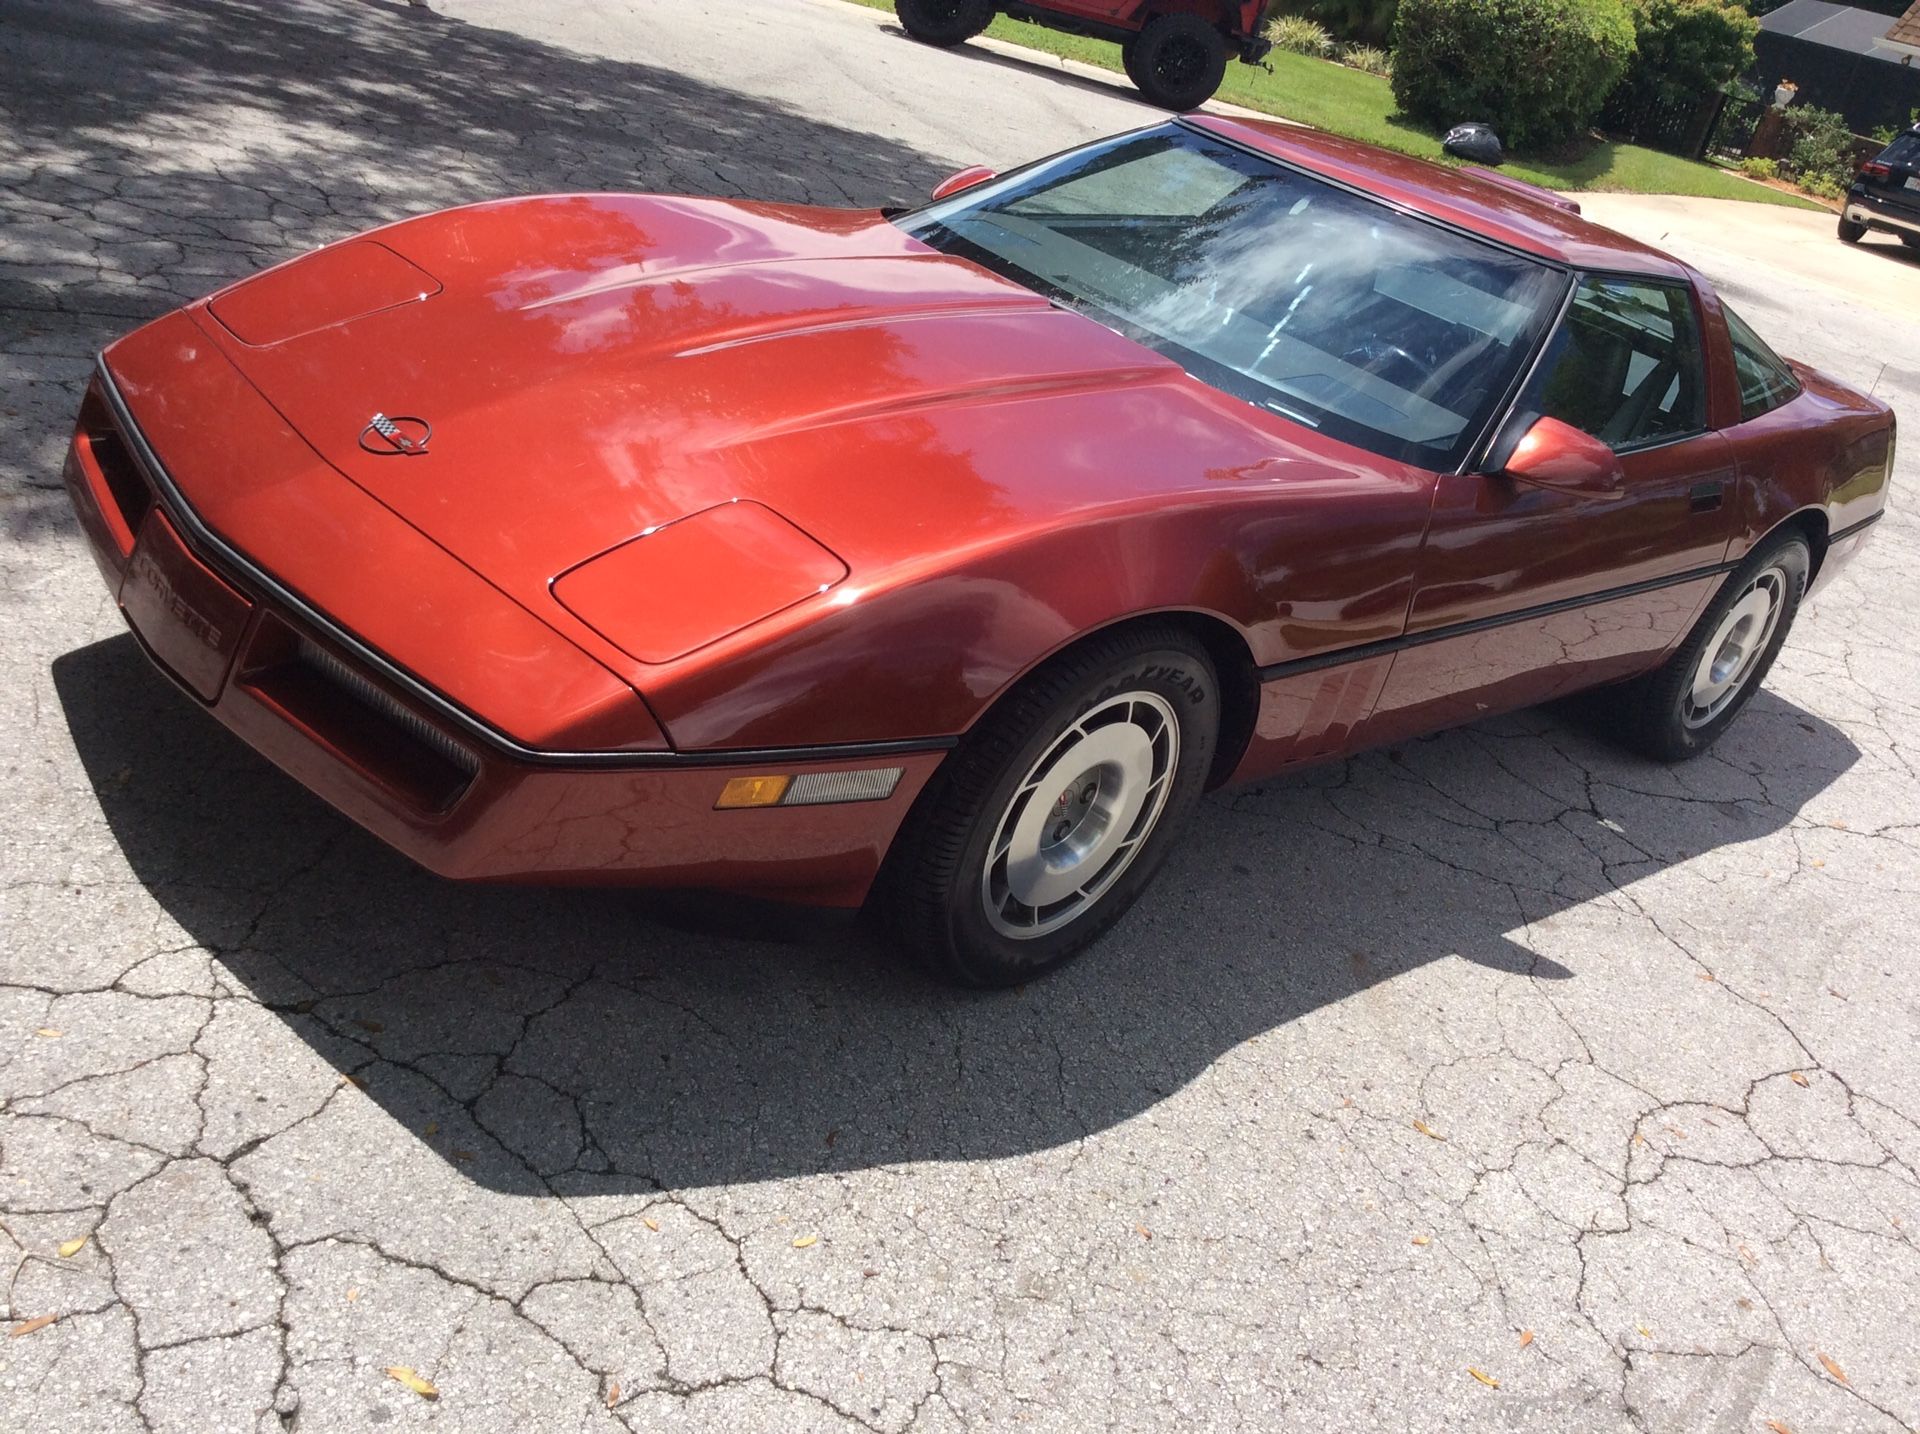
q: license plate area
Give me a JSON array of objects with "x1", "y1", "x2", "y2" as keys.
[
  {"x1": 120, "y1": 510, "x2": 254, "y2": 700},
  {"x1": 1906, "y1": 176, "x2": 1920, "y2": 191}
]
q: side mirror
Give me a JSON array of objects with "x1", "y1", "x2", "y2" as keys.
[
  {"x1": 1500, "y1": 416, "x2": 1626, "y2": 499},
  {"x1": 930, "y1": 165, "x2": 996, "y2": 202}
]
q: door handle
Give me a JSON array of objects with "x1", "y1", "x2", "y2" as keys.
[{"x1": 1688, "y1": 481, "x2": 1725, "y2": 514}]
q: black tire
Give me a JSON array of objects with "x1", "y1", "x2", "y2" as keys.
[
  {"x1": 895, "y1": 0, "x2": 993, "y2": 47},
  {"x1": 1901, "y1": 234, "x2": 1920, "y2": 251},
  {"x1": 1838, "y1": 217, "x2": 1867, "y2": 244},
  {"x1": 1121, "y1": 37, "x2": 1145, "y2": 91},
  {"x1": 1595, "y1": 531, "x2": 1810, "y2": 762},
  {"x1": 884, "y1": 624, "x2": 1220, "y2": 987},
  {"x1": 1128, "y1": 14, "x2": 1229, "y2": 110}
]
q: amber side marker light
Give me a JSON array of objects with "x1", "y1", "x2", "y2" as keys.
[
  {"x1": 715, "y1": 774, "x2": 792, "y2": 809},
  {"x1": 714, "y1": 768, "x2": 903, "y2": 810}
]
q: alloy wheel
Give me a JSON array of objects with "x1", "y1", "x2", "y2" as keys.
[
  {"x1": 980, "y1": 690, "x2": 1180, "y2": 939},
  {"x1": 1683, "y1": 565, "x2": 1786, "y2": 729}
]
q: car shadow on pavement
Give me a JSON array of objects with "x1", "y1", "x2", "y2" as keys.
[
  {"x1": 53, "y1": 633, "x2": 1861, "y2": 1195},
  {"x1": 1855, "y1": 235, "x2": 1920, "y2": 269}
]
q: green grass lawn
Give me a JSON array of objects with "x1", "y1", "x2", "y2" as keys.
[{"x1": 845, "y1": 1, "x2": 1820, "y2": 210}]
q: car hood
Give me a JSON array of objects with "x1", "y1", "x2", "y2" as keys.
[{"x1": 185, "y1": 194, "x2": 1217, "y2": 670}]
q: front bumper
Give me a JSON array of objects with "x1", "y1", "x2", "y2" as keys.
[{"x1": 63, "y1": 369, "x2": 944, "y2": 906}]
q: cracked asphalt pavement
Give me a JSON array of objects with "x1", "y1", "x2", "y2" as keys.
[{"x1": 3, "y1": 1, "x2": 1918, "y2": 1430}]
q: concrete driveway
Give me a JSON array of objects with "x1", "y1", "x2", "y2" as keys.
[{"x1": 2, "y1": 2, "x2": 1917, "y2": 1431}]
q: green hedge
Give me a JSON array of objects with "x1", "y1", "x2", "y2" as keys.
[
  {"x1": 1392, "y1": 0, "x2": 1639, "y2": 152},
  {"x1": 1783, "y1": 105, "x2": 1857, "y2": 198}
]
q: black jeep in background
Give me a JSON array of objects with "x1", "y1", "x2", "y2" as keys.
[{"x1": 1841, "y1": 126, "x2": 1920, "y2": 251}]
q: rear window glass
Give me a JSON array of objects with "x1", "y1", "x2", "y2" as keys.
[{"x1": 1879, "y1": 133, "x2": 1920, "y2": 166}]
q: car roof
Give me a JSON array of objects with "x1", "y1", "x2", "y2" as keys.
[{"x1": 1185, "y1": 115, "x2": 1693, "y2": 282}]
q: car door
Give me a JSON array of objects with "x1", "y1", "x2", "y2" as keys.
[{"x1": 1365, "y1": 272, "x2": 1737, "y2": 745}]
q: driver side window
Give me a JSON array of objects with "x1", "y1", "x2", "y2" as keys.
[{"x1": 1529, "y1": 276, "x2": 1706, "y2": 451}]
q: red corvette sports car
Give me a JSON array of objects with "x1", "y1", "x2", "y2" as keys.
[{"x1": 64, "y1": 117, "x2": 1894, "y2": 985}]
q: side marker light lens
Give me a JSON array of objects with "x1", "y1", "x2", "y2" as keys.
[{"x1": 714, "y1": 774, "x2": 792, "y2": 809}]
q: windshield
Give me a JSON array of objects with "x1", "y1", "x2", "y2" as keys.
[{"x1": 899, "y1": 124, "x2": 1566, "y2": 469}]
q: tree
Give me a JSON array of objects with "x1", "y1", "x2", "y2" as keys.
[{"x1": 1610, "y1": 0, "x2": 1759, "y2": 117}]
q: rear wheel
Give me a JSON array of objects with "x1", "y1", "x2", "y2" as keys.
[
  {"x1": 895, "y1": 0, "x2": 993, "y2": 47},
  {"x1": 1128, "y1": 14, "x2": 1229, "y2": 110},
  {"x1": 1838, "y1": 216, "x2": 1867, "y2": 243},
  {"x1": 1901, "y1": 234, "x2": 1920, "y2": 251},
  {"x1": 884, "y1": 625, "x2": 1219, "y2": 986},
  {"x1": 1594, "y1": 531, "x2": 1809, "y2": 761}
]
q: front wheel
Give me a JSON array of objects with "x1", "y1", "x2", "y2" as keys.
[
  {"x1": 1128, "y1": 14, "x2": 1229, "y2": 110},
  {"x1": 1838, "y1": 216, "x2": 1867, "y2": 244},
  {"x1": 895, "y1": 0, "x2": 993, "y2": 47},
  {"x1": 884, "y1": 625, "x2": 1219, "y2": 986},
  {"x1": 1596, "y1": 532, "x2": 1809, "y2": 761}
]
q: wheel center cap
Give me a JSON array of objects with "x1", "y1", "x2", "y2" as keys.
[
  {"x1": 1045, "y1": 772, "x2": 1104, "y2": 852},
  {"x1": 981, "y1": 688, "x2": 1184, "y2": 938}
]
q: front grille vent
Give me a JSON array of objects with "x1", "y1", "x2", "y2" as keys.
[
  {"x1": 78, "y1": 387, "x2": 154, "y2": 545},
  {"x1": 296, "y1": 637, "x2": 479, "y2": 780}
]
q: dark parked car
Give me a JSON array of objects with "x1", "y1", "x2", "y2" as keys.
[{"x1": 1840, "y1": 125, "x2": 1920, "y2": 250}]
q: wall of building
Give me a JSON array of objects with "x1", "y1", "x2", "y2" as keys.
[{"x1": 1751, "y1": 31, "x2": 1920, "y2": 133}]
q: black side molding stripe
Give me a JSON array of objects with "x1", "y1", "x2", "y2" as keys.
[
  {"x1": 95, "y1": 358, "x2": 958, "y2": 771},
  {"x1": 1829, "y1": 510, "x2": 1883, "y2": 545},
  {"x1": 1256, "y1": 559, "x2": 1740, "y2": 684}
]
